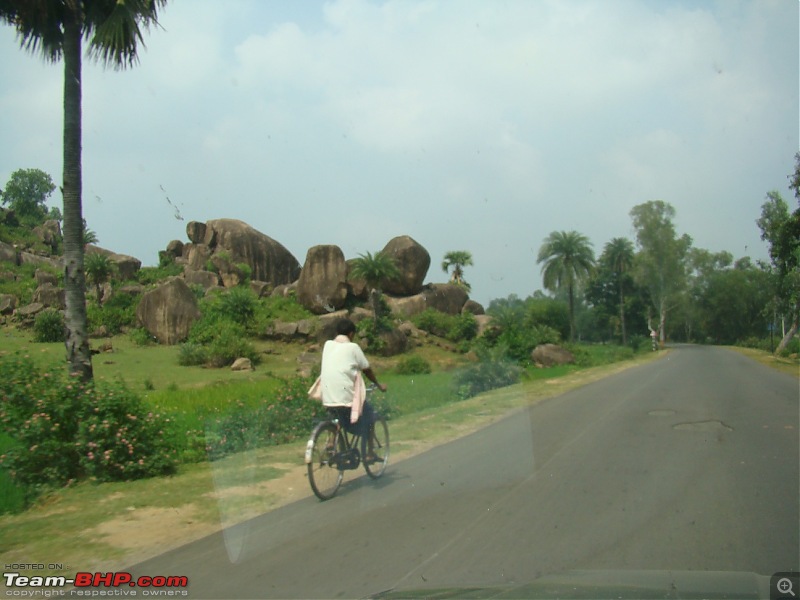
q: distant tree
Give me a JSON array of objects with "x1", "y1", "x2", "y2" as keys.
[
  {"x1": 602, "y1": 237, "x2": 635, "y2": 345},
  {"x1": 0, "y1": 168, "x2": 56, "y2": 224},
  {"x1": 630, "y1": 201, "x2": 692, "y2": 345},
  {"x1": 757, "y1": 189, "x2": 800, "y2": 353},
  {"x1": 441, "y1": 250, "x2": 473, "y2": 291},
  {"x1": 537, "y1": 230, "x2": 595, "y2": 342},
  {"x1": 350, "y1": 251, "x2": 401, "y2": 320},
  {"x1": 1, "y1": 0, "x2": 168, "y2": 380}
]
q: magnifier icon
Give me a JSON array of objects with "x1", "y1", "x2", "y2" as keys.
[{"x1": 778, "y1": 578, "x2": 796, "y2": 597}]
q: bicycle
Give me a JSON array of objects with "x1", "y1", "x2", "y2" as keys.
[{"x1": 304, "y1": 386, "x2": 390, "y2": 501}]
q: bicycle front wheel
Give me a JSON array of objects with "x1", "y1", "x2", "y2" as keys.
[
  {"x1": 364, "y1": 416, "x2": 390, "y2": 479},
  {"x1": 307, "y1": 422, "x2": 344, "y2": 500}
]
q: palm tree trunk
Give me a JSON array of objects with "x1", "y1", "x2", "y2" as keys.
[{"x1": 62, "y1": 11, "x2": 93, "y2": 381}]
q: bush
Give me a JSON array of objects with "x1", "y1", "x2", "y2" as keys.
[
  {"x1": 33, "y1": 309, "x2": 64, "y2": 342},
  {"x1": 213, "y1": 287, "x2": 257, "y2": 327},
  {"x1": 204, "y1": 376, "x2": 324, "y2": 460},
  {"x1": 178, "y1": 342, "x2": 209, "y2": 367},
  {"x1": 413, "y1": 309, "x2": 477, "y2": 343},
  {"x1": 0, "y1": 355, "x2": 177, "y2": 500},
  {"x1": 395, "y1": 355, "x2": 432, "y2": 375},
  {"x1": 129, "y1": 327, "x2": 155, "y2": 347},
  {"x1": 206, "y1": 326, "x2": 260, "y2": 368},
  {"x1": 87, "y1": 293, "x2": 137, "y2": 335},
  {"x1": 136, "y1": 263, "x2": 183, "y2": 286},
  {"x1": 778, "y1": 336, "x2": 800, "y2": 357},
  {"x1": 452, "y1": 346, "x2": 522, "y2": 400}
]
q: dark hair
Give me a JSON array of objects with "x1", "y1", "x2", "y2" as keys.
[{"x1": 336, "y1": 318, "x2": 356, "y2": 337}]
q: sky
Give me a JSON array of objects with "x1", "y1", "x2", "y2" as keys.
[{"x1": 1, "y1": 0, "x2": 797, "y2": 307}]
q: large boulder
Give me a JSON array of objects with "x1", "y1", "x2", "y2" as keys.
[
  {"x1": 531, "y1": 344, "x2": 575, "y2": 368},
  {"x1": 202, "y1": 219, "x2": 301, "y2": 286},
  {"x1": 182, "y1": 243, "x2": 212, "y2": 272},
  {"x1": 19, "y1": 252, "x2": 61, "y2": 270},
  {"x1": 184, "y1": 269, "x2": 220, "y2": 290},
  {"x1": 0, "y1": 294, "x2": 17, "y2": 315},
  {"x1": 296, "y1": 245, "x2": 349, "y2": 314},
  {"x1": 420, "y1": 284, "x2": 469, "y2": 315},
  {"x1": 35, "y1": 269, "x2": 58, "y2": 287},
  {"x1": 0, "y1": 241, "x2": 17, "y2": 265},
  {"x1": 384, "y1": 294, "x2": 428, "y2": 318},
  {"x1": 135, "y1": 278, "x2": 200, "y2": 345},
  {"x1": 33, "y1": 220, "x2": 62, "y2": 253},
  {"x1": 33, "y1": 283, "x2": 65, "y2": 309},
  {"x1": 381, "y1": 236, "x2": 430, "y2": 296},
  {"x1": 186, "y1": 221, "x2": 207, "y2": 244},
  {"x1": 85, "y1": 245, "x2": 142, "y2": 281},
  {"x1": 345, "y1": 258, "x2": 368, "y2": 300}
]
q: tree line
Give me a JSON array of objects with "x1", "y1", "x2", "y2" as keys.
[{"x1": 528, "y1": 157, "x2": 800, "y2": 354}]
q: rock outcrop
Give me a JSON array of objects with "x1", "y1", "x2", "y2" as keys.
[
  {"x1": 381, "y1": 236, "x2": 430, "y2": 296},
  {"x1": 296, "y1": 245, "x2": 349, "y2": 315},
  {"x1": 85, "y1": 245, "x2": 142, "y2": 281},
  {"x1": 199, "y1": 219, "x2": 301, "y2": 285},
  {"x1": 135, "y1": 278, "x2": 200, "y2": 344},
  {"x1": 531, "y1": 344, "x2": 575, "y2": 367}
]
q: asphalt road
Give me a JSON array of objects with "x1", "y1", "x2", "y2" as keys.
[{"x1": 129, "y1": 345, "x2": 799, "y2": 599}]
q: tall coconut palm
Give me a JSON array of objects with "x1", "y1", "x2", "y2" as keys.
[
  {"x1": 350, "y1": 251, "x2": 401, "y2": 321},
  {"x1": 602, "y1": 237, "x2": 635, "y2": 345},
  {"x1": 441, "y1": 250, "x2": 473, "y2": 291},
  {"x1": 537, "y1": 230, "x2": 595, "y2": 342},
  {"x1": 1, "y1": 0, "x2": 167, "y2": 380}
]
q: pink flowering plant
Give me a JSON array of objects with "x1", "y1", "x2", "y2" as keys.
[{"x1": 0, "y1": 354, "x2": 177, "y2": 501}]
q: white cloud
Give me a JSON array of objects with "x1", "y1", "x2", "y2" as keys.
[{"x1": 0, "y1": 0, "x2": 796, "y2": 304}]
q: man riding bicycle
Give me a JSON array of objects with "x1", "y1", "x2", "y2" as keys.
[{"x1": 319, "y1": 318, "x2": 387, "y2": 461}]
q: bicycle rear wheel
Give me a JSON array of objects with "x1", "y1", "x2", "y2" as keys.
[
  {"x1": 307, "y1": 422, "x2": 344, "y2": 500},
  {"x1": 364, "y1": 416, "x2": 390, "y2": 479}
]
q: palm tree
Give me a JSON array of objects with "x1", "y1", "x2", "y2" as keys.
[
  {"x1": 349, "y1": 251, "x2": 401, "y2": 321},
  {"x1": 85, "y1": 251, "x2": 113, "y2": 303},
  {"x1": 1, "y1": 0, "x2": 167, "y2": 380},
  {"x1": 603, "y1": 237, "x2": 635, "y2": 345},
  {"x1": 441, "y1": 250, "x2": 473, "y2": 291},
  {"x1": 537, "y1": 231, "x2": 595, "y2": 342}
]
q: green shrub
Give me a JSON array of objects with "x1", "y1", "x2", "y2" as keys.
[
  {"x1": 206, "y1": 326, "x2": 260, "y2": 368},
  {"x1": 129, "y1": 327, "x2": 155, "y2": 347},
  {"x1": 395, "y1": 355, "x2": 432, "y2": 375},
  {"x1": 87, "y1": 293, "x2": 137, "y2": 335},
  {"x1": 369, "y1": 391, "x2": 400, "y2": 421},
  {"x1": 452, "y1": 346, "x2": 522, "y2": 400},
  {"x1": 136, "y1": 263, "x2": 182, "y2": 286},
  {"x1": 413, "y1": 309, "x2": 477, "y2": 343},
  {"x1": 778, "y1": 336, "x2": 799, "y2": 357},
  {"x1": 178, "y1": 342, "x2": 209, "y2": 367},
  {"x1": 32, "y1": 309, "x2": 64, "y2": 342},
  {"x1": 214, "y1": 287, "x2": 257, "y2": 327},
  {"x1": 247, "y1": 295, "x2": 314, "y2": 335},
  {"x1": 204, "y1": 376, "x2": 324, "y2": 460},
  {"x1": 0, "y1": 355, "x2": 177, "y2": 500}
]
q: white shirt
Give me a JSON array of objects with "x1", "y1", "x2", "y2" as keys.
[{"x1": 320, "y1": 335, "x2": 370, "y2": 407}]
